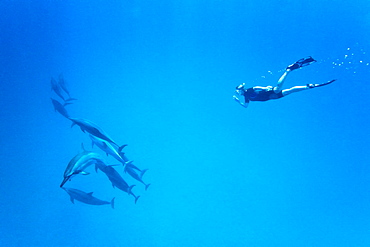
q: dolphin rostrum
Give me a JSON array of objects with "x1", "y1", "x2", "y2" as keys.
[{"x1": 62, "y1": 187, "x2": 115, "y2": 209}]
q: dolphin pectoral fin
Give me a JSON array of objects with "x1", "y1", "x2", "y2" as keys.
[
  {"x1": 128, "y1": 185, "x2": 136, "y2": 195},
  {"x1": 140, "y1": 169, "x2": 148, "y2": 179},
  {"x1": 80, "y1": 171, "x2": 90, "y2": 175},
  {"x1": 111, "y1": 197, "x2": 115, "y2": 209},
  {"x1": 70, "y1": 196, "x2": 75, "y2": 204}
]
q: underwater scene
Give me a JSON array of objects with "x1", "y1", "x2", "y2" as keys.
[{"x1": 1, "y1": 1, "x2": 370, "y2": 246}]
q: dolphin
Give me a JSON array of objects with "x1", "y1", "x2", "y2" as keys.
[
  {"x1": 60, "y1": 145, "x2": 104, "y2": 187},
  {"x1": 62, "y1": 187, "x2": 115, "y2": 209},
  {"x1": 58, "y1": 73, "x2": 73, "y2": 99},
  {"x1": 125, "y1": 166, "x2": 150, "y2": 191},
  {"x1": 89, "y1": 134, "x2": 127, "y2": 164},
  {"x1": 51, "y1": 77, "x2": 66, "y2": 101},
  {"x1": 95, "y1": 162, "x2": 140, "y2": 203},
  {"x1": 90, "y1": 134, "x2": 143, "y2": 173},
  {"x1": 51, "y1": 98, "x2": 71, "y2": 118},
  {"x1": 68, "y1": 118, "x2": 117, "y2": 145}
]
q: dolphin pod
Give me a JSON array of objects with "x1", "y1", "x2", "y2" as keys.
[{"x1": 50, "y1": 75, "x2": 150, "y2": 208}]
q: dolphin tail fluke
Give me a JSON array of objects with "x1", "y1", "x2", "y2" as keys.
[
  {"x1": 111, "y1": 197, "x2": 115, "y2": 209},
  {"x1": 134, "y1": 195, "x2": 140, "y2": 204},
  {"x1": 145, "y1": 183, "x2": 151, "y2": 191}
]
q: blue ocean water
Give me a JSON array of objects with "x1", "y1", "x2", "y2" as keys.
[{"x1": 1, "y1": 1, "x2": 370, "y2": 246}]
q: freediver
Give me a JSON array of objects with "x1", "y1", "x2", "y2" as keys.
[{"x1": 233, "y1": 56, "x2": 336, "y2": 108}]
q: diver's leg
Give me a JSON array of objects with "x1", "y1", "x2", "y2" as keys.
[
  {"x1": 282, "y1": 85, "x2": 310, "y2": 96},
  {"x1": 274, "y1": 70, "x2": 291, "y2": 93}
]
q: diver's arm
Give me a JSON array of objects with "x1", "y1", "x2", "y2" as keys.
[{"x1": 233, "y1": 95, "x2": 249, "y2": 108}]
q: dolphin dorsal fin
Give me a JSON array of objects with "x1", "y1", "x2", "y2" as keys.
[{"x1": 87, "y1": 192, "x2": 93, "y2": 196}]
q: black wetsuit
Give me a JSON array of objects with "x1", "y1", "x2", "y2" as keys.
[{"x1": 243, "y1": 87, "x2": 284, "y2": 103}]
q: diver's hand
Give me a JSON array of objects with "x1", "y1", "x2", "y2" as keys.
[
  {"x1": 233, "y1": 95, "x2": 241, "y2": 103},
  {"x1": 233, "y1": 96, "x2": 248, "y2": 108}
]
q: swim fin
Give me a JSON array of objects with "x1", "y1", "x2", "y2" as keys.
[
  {"x1": 307, "y1": 79, "x2": 336, "y2": 88},
  {"x1": 287, "y1": 56, "x2": 317, "y2": 71}
]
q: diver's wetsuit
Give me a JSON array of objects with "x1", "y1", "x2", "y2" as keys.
[{"x1": 242, "y1": 88, "x2": 284, "y2": 103}]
